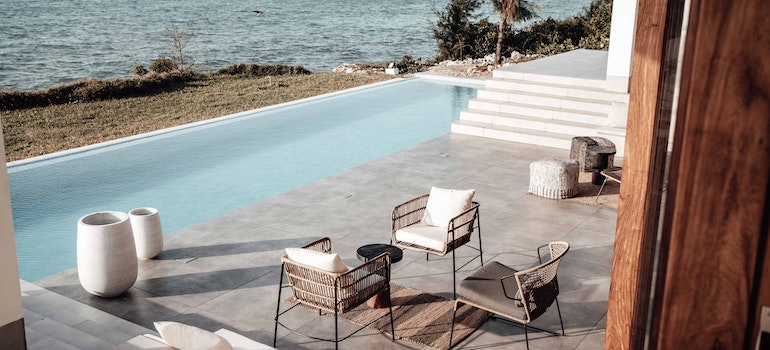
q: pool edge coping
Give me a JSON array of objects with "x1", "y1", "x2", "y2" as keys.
[
  {"x1": 7, "y1": 74, "x2": 483, "y2": 170},
  {"x1": 7, "y1": 77, "x2": 415, "y2": 169}
]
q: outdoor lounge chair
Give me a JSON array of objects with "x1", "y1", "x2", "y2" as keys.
[
  {"x1": 449, "y1": 241, "x2": 569, "y2": 349},
  {"x1": 273, "y1": 237, "x2": 394, "y2": 350},
  {"x1": 391, "y1": 187, "x2": 483, "y2": 298}
]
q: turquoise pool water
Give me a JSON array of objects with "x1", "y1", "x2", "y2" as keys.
[{"x1": 9, "y1": 78, "x2": 478, "y2": 281}]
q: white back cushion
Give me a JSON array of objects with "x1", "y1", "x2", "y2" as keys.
[
  {"x1": 154, "y1": 321, "x2": 232, "y2": 350},
  {"x1": 422, "y1": 187, "x2": 475, "y2": 228},
  {"x1": 285, "y1": 247, "x2": 348, "y2": 273}
]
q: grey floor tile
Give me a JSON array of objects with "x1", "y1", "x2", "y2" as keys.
[{"x1": 26, "y1": 130, "x2": 617, "y2": 349}]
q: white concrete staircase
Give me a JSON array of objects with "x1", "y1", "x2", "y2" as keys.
[{"x1": 451, "y1": 67, "x2": 629, "y2": 155}]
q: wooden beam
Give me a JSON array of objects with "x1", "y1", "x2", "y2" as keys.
[
  {"x1": 649, "y1": 0, "x2": 770, "y2": 347},
  {"x1": 751, "y1": 222, "x2": 770, "y2": 347},
  {"x1": 604, "y1": 0, "x2": 685, "y2": 348}
]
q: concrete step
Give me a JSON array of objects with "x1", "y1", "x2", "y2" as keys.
[
  {"x1": 454, "y1": 50, "x2": 628, "y2": 156},
  {"x1": 477, "y1": 88, "x2": 613, "y2": 114},
  {"x1": 451, "y1": 119, "x2": 574, "y2": 149},
  {"x1": 484, "y1": 78, "x2": 630, "y2": 103},
  {"x1": 491, "y1": 70, "x2": 607, "y2": 90},
  {"x1": 459, "y1": 109, "x2": 600, "y2": 136},
  {"x1": 468, "y1": 98, "x2": 609, "y2": 125}
]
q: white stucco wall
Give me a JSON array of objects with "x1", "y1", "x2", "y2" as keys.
[
  {"x1": 606, "y1": 0, "x2": 639, "y2": 93},
  {"x1": 0, "y1": 124, "x2": 23, "y2": 330}
]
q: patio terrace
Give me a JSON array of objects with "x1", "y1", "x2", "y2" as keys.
[{"x1": 26, "y1": 134, "x2": 617, "y2": 349}]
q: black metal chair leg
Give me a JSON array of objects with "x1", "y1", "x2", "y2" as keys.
[
  {"x1": 452, "y1": 249, "x2": 457, "y2": 299},
  {"x1": 555, "y1": 298, "x2": 565, "y2": 336},
  {"x1": 389, "y1": 302, "x2": 395, "y2": 341},
  {"x1": 273, "y1": 266, "x2": 285, "y2": 347},
  {"x1": 477, "y1": 217, "x2": 483, "y2": 266},
  {"x1": 525, "y1": 324, "x2": 529, "y2": 350},
  {"x1": 449, "y1": 302, "x2": 458, "y2": 349},
  {"x1": 334, "y1": 308, "x2": 339, "y2": 350}
]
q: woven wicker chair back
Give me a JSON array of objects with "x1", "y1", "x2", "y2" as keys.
[
  {"x1": 516, "y1": 241, "x2": 569, "y2": 322},
  {"x1": 282, "y1": 237, "x2": 391, "y2": 314}
]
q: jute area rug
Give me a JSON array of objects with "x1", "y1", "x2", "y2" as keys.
[
  {"x1": 561, "y1": 169, "x2": 620, "y2": 210},
  {"x1": 338, "y1": 284, "x2": 489, "y2": 349}
]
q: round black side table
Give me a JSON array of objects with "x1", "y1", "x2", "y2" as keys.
[
  {"x1": 356, "y1": 243, "x2": 403, "y2": 263},
  {"x1": 355, "y1": 243, "x2": 403, "y2": 308}
]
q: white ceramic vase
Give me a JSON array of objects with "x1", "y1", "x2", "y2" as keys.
[
  {"x1": 129, "y1": 207, "x2": 163, "y2": 259},
  {"x1": 77, "y1": 211, "x2": 138, "y2": 297}
]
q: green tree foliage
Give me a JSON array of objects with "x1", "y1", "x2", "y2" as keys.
[
  {"x1": 491, "y1": 0, "x2": 538, "y2": 65},
  {"x1": 507, "y1": 0, "x2": 612, "y2": 56},
  {"x1": 431, "y1": 0, "x2": 613, "y2": 61},
  {"x1": 430, "y1": 0, "x2": 485, "y2": 61},
  {"x1": 577, "y1": 0, "x2": 612, "y2": 49}
]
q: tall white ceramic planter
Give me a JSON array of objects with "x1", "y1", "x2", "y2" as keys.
[
  {"x1": 129, "y1": 207, "x2": 163, "y2": 259},
  {"x1": 77, "y1": 211, "x2": 138, "y2": 297}
]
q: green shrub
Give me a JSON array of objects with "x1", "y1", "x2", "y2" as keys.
[
  {"x1": 0, "y1": 71, "x2": 200, "y2": 110},
  {"x1": 395, "y1": 55, "x2": 425, "y2": 74},
  {"x1": 149, "y1": 56, "x2": 177, "y2": 73},
  {"x1": 215, "y1": 63, "x2": 312, "y2": 76},
  {"x1": 133, "y1": 65, "x2": 148, "y2": 76},
  {"x1": 468, "y1": 18, "x2": 500, "y2": 60}
]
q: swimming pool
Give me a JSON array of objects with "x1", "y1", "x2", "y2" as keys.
[{"x1": 9, "y1": 78, "x2": 478, "y2": 281}]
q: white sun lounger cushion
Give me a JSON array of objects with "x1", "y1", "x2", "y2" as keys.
[{"x1": 395, "y1": 222, "x2": 448, "y2": 252}]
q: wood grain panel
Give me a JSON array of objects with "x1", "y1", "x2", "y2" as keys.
[
  {"x1": 650, "y1": 0, "x2": 770, "y2": 347},
  {"x1": 751, "y1": 222, "x2": 770, "y2": 348},
  {"x1": 604, "y1": 0, "x2": 681, "y2": 347}
]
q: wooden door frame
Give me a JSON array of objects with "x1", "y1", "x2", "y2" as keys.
[{"x1": 605, "y1": 0, "x2": 770, "y2": 348}]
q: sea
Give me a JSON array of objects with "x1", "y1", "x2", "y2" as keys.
[{"x1": 0, "y1": 0, "x2": 593, "y2": 91}]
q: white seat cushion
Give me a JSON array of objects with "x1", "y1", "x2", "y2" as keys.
[
  {"x1": 125, "y1": 328, "x2": 276, "y2": 350},
  {"x1": 214, "y1": 329, "x2": 277, "y2": 349},
  {"x1": 285, "y1": 247, "x2": 349, "y2": 273},
  {"x1": 422, "y1": 187, "x2": 475, "y2": 228},
  {"x1": 395, "y1": 222, "x2": 448, "y2": 252},
  {"x1": 154, "y1": 321, "x2": 232, "y2": 350}
]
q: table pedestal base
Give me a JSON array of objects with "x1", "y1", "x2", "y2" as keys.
[
  {"x1": 592, "y1": 170, "x2": 606, "y2": 185},
  {"x1": 366, "y1": 290, "x2": 391, "y2": 308}
]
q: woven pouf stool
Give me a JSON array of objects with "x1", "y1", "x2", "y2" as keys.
[{"x1": 529, "y1": 158, "x2": 580, "y2": 199}]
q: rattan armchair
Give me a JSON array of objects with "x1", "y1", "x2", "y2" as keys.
[
  {"x1": 391, "y1": 192, "x2": 483, "y2": 298},
  {"x1": 273, "y1": 237, "x2": 394, "y2": 350},
  {"x1": 449, "y1": 242, "x2": 570, "y2": 349}
]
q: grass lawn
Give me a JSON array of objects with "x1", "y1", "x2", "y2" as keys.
[{"x1": 1, "y1": 73, "x2": 395, "y2": 162}]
